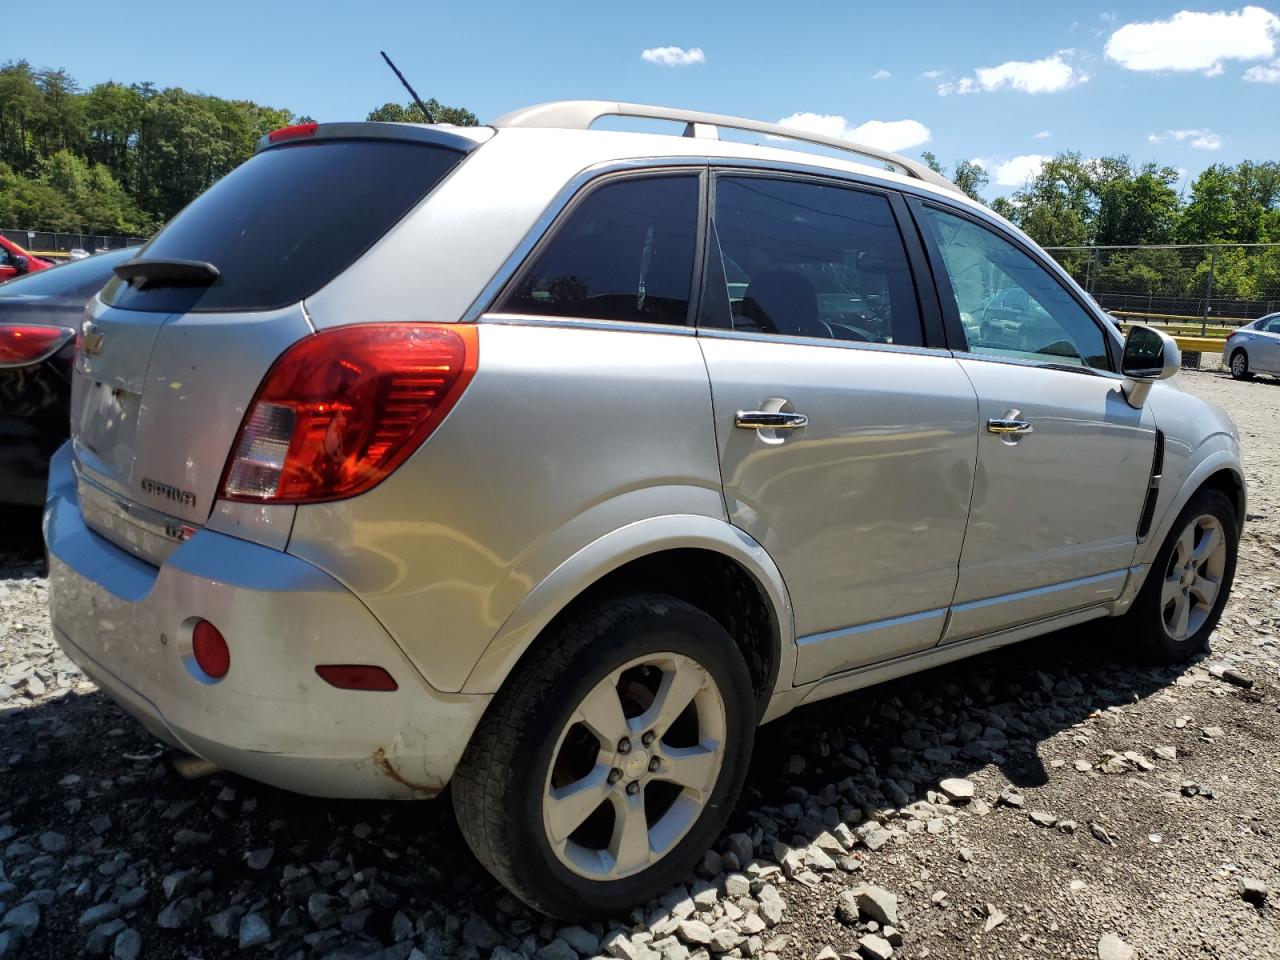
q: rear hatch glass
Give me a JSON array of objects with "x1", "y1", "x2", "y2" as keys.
[
  {"x1": 101, "y1": 139, "x2": 465, "y2": 313},
  {"x1": 74, "y1": 137, "x2": 468, "y2": 557}
]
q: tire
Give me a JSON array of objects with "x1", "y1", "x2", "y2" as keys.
[
  {"x1": 1122, "y1": 488, "x2": 1238, "y2": 663},
  {"x1": 1229, "y1": 349, "x2": 1252, "y2": 380},
  {"x1": 452, "y1": 593, "x2": 756, "y2": 919}
]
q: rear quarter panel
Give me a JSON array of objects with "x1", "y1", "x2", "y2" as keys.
[{"x1": 285, "y1": 322, "x2": 728, "y2": 693}]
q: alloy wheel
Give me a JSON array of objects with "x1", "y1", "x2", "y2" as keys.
[
  {"x1": 1161, "y1": 513, "x2": 1227, "y2": 641},
  {"x1": 541, "y1": 653, "x2": 727, "y2": 881}
]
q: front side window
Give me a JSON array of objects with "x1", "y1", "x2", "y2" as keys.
[
  {"x1": 919, "y1": 205, "x2": 1111, "y2": 371},
  {"x1": 711, "y1": 177, "x2": 923, "y2": 346},
  {"x1": 497, "y1": 175, "x2": 698, "y2": 326}
]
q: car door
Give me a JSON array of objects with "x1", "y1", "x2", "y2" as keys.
[
  {"x1": 1257, "y1": 315, "x2": 1280, "y2": 372},
  {"x1": 697, "y1": 174, "x2": 979, "y2": 683},
  {"x1": 911, "y1": 200, "x2": 1156, "y2": 643}
]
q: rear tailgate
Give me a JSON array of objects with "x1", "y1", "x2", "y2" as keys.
[{"x1": 71, "y1": 126, "x2": 479, "y2": 561}]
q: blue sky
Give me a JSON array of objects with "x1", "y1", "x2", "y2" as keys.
[{"x1": 6, "y1": 1, "x2": 1279, "y2": 195}]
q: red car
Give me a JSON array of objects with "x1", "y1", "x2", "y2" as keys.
[{"x1": 0, "y1": 236, "x2": 54, "y2": 282}]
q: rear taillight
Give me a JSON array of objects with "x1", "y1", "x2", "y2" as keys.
[
  {"x1": 220, "y1": 323, "x2": 477, "y2": 504},
  {"x1": 0, "y1": 324, "x2": 73, "y2": 368}
]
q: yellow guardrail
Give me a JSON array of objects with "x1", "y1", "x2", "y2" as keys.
[
  {"x1": 1170, "y1": 336, "x2": 1228, "y2": 354},
  {"x1": 1110, "y1": 309, "x2": 1252, "y2": 326}
]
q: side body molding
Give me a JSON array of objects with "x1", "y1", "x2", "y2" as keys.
[{"x1": 461, "y1": 514, "x2": 796, "y2": 700}]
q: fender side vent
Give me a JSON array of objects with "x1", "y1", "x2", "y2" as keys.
[{"x1": 1137, "y1": 430, "x2": 1165, "y2": 541}]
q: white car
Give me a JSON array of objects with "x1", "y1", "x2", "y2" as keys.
[
  {"x1": 44, "y1": 101, "x2": 1245, "y2": 918},
  {"x1": 1224, "y1": 313, "x2": 1280, "y2": 379}
]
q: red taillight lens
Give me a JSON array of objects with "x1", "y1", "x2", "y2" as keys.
[
  {"x1": 220, "y1": 323, "x2": 477, "y2": 504},
  {"x1": 192, "y1": 620, "x2": 230, "y2": 679},
  {"x1": 267, "y1": 122, "x2": 319, "y2": 143},
  {"x1": 315, "y1": 665, "x2": 399, "y2": 692},
  {"x1": 0, "y1": 324, "x2": 73, "y2": 367}
]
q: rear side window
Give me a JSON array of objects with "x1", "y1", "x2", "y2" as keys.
[
  {"x1": 496, "y1": 175, "x2": 699, "y2": 326},
  {"x1": 710, "y1": 177, "x2": 923, "y2": 346},
  {"x1": 101, "y1": 140, "x2": 464, "y2": 313}
]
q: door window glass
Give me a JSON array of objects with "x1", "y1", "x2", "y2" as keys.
[
  {"x1": 919, "y1": 206, "x2": 1111, "y2": 370},
  {"x1": 498, "y1": 175, "x2": 698, "y2": 326},
  {"x1": 711, "y1": 177, "x2": 923, "y2": 346}
]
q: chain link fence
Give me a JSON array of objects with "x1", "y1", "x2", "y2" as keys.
[
  {"x1": 2, "y1": 228, "x2": 148, "y2": 259},
  {"x1": 1044, "y1": 243, "x2": 1280, "y2": 334}
]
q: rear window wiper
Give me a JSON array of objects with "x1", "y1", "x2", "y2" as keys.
[{"x1": 113, "y1": 258, "x2": 220, "y2": 290}]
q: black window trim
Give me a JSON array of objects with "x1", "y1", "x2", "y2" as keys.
[
  {"x1": 697, "y1": 168, "x2": 936, "y2": 352},
  {"x1": 904, "y1": 194, "x2": 1124, "y2": 376},
  {"x1": 485, "y1": 166, "x2": 708, "y2": 331}
]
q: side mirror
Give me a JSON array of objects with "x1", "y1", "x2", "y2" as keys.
[
  {"x1": 13, "y1": 255, "x2": 29, "y2": 275},
  {"x1": 1121, "y1": 324, "x2": 1179, "y2": 408}
]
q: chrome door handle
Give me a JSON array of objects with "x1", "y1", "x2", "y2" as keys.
[
  {"x1": 735, "y1": 411, "x2": 809, "y2": 430},
  {"x1": 986, "y1": 412, "x2": 1033, "y2": 435}
]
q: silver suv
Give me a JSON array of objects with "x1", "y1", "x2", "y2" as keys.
[{"x1": 45, "y1": 101, "x2": 1245, "y2": 918}]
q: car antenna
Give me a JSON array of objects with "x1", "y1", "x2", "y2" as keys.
[{"x1": 379, "y1": 51, "x2": 434, "y2": 124}]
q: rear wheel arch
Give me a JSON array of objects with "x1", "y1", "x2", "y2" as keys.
[{"x1": 462, "y1": 521, "x2": 794, "y2": 719}]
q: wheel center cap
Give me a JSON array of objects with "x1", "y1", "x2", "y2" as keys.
[{"x1": 622, "y1": 749, "x2": 649, "y2": 780}]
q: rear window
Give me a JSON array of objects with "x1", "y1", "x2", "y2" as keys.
[{"x1": 101, "y1": 140, "x2": 464, "y2": 313}]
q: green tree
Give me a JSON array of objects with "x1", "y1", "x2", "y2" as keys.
[
  {"x1": 366, "y1": 99, "x2": 478, "y2": 125},
  {"x1": 919, "y1": 151, "x2": 989, "y2": 203}
]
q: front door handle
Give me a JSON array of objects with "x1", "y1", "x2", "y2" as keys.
[
  {"x1": 986, "y1": 409, "x2": 1033, "y2": 435},
  {"x1": 735, "y1": 410, "x2": 809, "y2": 430}
]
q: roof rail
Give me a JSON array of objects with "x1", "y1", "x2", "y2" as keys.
[{"x1": 491, "y1": 100, "x2": 959, "y2": 194}]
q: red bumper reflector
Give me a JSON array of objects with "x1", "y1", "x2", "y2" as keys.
[
  {"x1": 192, "y1": 620, "x2": 230, "y2": 679},
  {"x1": 315, "y1": 665, "x2": 399, "y2": 692}
]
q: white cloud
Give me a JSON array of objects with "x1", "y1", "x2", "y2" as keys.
[
  {"x1": 1245, "y1": 59, "x2": 1280, "y2": 82},
  {"x1": 1033, "y1": 130, "x2": 1053, "y2": 139},
  {"x1": 870, "y1": 69, "x2": 892, "y2": 80},
  {"x1": 988, "y1": 154, "x2": 1049, "y2": 187},
  {"x1": 938, "y1": 52, "x2": 1086, "y2": 95},
  {"x1": 640, "y1": 46, "x2": 705, "y2": 67},
  {"x1": 1149, "y1": 128, "x2": 1224, "y2": 150},
  {"x1": 775, "y1": 112, "x2": 932, "y2": 151},
  {"x1": 1105, "y1": 6, "x2": 1280, "y2": 75},
  {"x1": 920, "y1": 69, "x2": 946, "y2": 80}
]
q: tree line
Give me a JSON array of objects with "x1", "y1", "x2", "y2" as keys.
[
  {"x1": 0, "y1": 60, "x2": 476, "y2": 236},
  {"x1": 924, "y1": 152, "x2": 1280, "y2": 306},
  {"x1": 2, "y1": 56, "x2": 1276, "y2": 307}
]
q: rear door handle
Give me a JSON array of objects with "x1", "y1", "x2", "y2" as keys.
[
  {"x1": 735, "y1": 411, "x2": 809, "y2": 430},
  {"x1": 986, "y1": 410, "x2": 1033, "y2": 435}
]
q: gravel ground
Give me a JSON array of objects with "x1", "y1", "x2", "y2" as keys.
[{"x1": 2, "y1": 369, "x2": 1278, "y2": 960}]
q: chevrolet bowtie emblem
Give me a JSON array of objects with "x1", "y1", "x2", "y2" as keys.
[{"x1": 81, "y1": 321, "x2": 105, "y2": 357}]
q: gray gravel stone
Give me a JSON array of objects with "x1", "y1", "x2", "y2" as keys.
[
  {"x1": 1, "y1": 901, "x2": 40, "y2": 940},
  {"x1": 1097, "y1": 933, "x2": 1135, "y2": 960},
  {"x1": 556, "y1": 924, "x2": 600, "y2": 955},
  {"x1": 1239, "y1": 876, "x2": 1268, "y2": 906},
  {"x1": 938, "y1": 778, "x2": 975, "y2": 802},
  {"x1": 156, "y1": 898, "x2": 199, "y2": 930},
  {"x1": 536, "y1": 939, "x2": 579, "y2": 960},
  {"x1": 676, "y1": 919, "x2": 712, "y2": 945},
  {"x1": 238, "y1": 912, "x2": 271, "y2": 948},
  {"x1": 307, "y1": 893, "x2": 343, "y2": 929},
  {"x1": 858, "y1": 933, "x2": 894, "y2": 960},
  {"x1": 38, "y1": 831, "x2": 67, "y2": 854},
  {"x1": 79, "y1": 901, "x2": 122, "y2": 929},
  {"x1": 112, "y1": 928, "x2": 141, "y2": 960},
  {"x1": 245, "y1": 847, "x2": 274, "y2": 870},
  {"x1": 462, "y1": 913, "x2": 502, "y2": 951},
  {"x1": 852, "y1": 885, "x2": 899, "y2": 927}
]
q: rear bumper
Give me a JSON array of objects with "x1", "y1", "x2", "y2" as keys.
[{"x1": 42, "y1": 443, "x2": 489, "y2": 799}]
